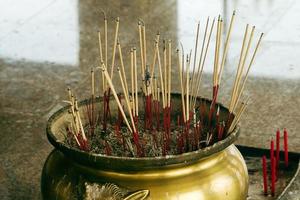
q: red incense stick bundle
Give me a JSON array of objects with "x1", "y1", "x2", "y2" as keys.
[
  {"x1": 262, "y1": 155, "x2": 268, "y2": 195},
  {"x1": 284, "y1": 128, "x2": 289, "y2": 167}
]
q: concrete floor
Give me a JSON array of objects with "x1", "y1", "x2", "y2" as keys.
[{"x1": 0, "y1": 0, "x2": 299, "y2": 199}]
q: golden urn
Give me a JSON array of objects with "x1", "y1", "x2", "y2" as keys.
[{"x1": 42, "y1": 95, "x2": 248, "y2": 200}]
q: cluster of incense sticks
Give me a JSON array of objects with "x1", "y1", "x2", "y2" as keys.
[
  {"x1": 63, "y1": 11, "x2": 264, "y2": 157},
  {"x1": 261, "y1": 128, "x2": 289, "y2": 196}
]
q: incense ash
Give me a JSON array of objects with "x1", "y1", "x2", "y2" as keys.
[{"x1": 62, "y1": 11, "x2": 263, "y2": 158}]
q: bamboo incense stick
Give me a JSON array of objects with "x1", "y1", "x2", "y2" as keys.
[
  {"x1": 130, "y1": 49, "x2": 135, "y2": 116},
  {"x1": 168, "y1": 40, "x2": 172, "y2": 107},
  {"x1": 98, "y1": 31, "x2": 105, "y2": 94},
  {"x1": 104, "y1": 14, "x2": 108, "y2": 89},
  {"x1": 163, "y1": 41, "x2": 167, "y2": 105},
  {"x1": 231, "y1": 26, "x2": 256, "y2": 112},
  {"x1": 143, "y1": 23, "x2": 147, "y2": 68},
  {"x1": 191, "y1": 17, "x2": 209, "y2": 106},
  {"x1": 117, "y1": 67, "x2": 136, "y2": 133},
  {"x1": 91, "y1": 68, "x2": 95, "y2": 96},
  {"x1": 98, "y1": 31, "x2": 104, "y2": 62},
  {"x1": 150, "y1": 33, "x2": 160, "y2": 80},
  {"x1": 177, "y1": 49, "x2": 186, "y2": 122},
  {"x1": 218, "y1": 11, "x2": 236, "y2": 86},
  {"x1": 234, "y1": 25, "x2": 254, "y2": 96},
  {"x1": 133, "y1": 48, "x2": 138, "y2": 117},
  {"x1": 102, "y1": 65, "x2": 133, "y2": 133},
  {"x1": 117, "y1": 40, "x2": 129, "y2": 96},
  {"x1": 186, "y1": 55, "x2": 190, "y2": 121},
  {"x1": 216, "y1": 19, "x2": 223, "y2": 85},
  {"x1": 190, "y1": 22, "x2": 200, "y2": 101},
  {"x1": 74, "y1": 99, "x2": 87, "y2": 141},
  {"x1": 228, "y1": 98, "x2": 249, "y2": 132},
  {"x1": 193, "y1": 18, "x2": 215, "y2": 107},
  {"x1": 156, "y1": 41, "x2": 165, "y2": 108},
  {"x1": 110, "y1": 17, "x2": 120, "y2": 81},
  {"x1": 138, "y1": 21, "x2": 145, "y2": 80},
  {"x1": 213, "y1": 16, "x2": 221, "y2": 87},
  {"x1": 232, "y1": 32, "x2": 263, "y2": 113},
  {"x1": 229, "y1": 24, "x2": 249, "y2": 113}
]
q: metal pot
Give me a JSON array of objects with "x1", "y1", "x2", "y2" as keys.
[{"x1": 43, "y1": 94, "x2": 248, "y2": 200}]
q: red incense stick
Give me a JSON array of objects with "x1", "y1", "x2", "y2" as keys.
[
  {"x1": 271, "y1": 156, "x2": 276, "y2": 196},
  {"x1": 270, "y1": 139, "x2": 274, "y2": 170},
  {"x1": 262, "y1": 155, "x2": 268, "y2": 195},
  {"x1": 283, "y1": 128, "x2": 289, "y2": 167},
  {"x1": 276, "y1": 129, "x2": 280, "y2": 178}
]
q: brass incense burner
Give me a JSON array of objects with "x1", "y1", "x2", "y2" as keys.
[{"x1": 42, "y1": 94, "x2": 248, "y2": 200}]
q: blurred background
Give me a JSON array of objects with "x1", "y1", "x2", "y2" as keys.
[{"x1": 0, "y1": 0, "x2": 299, "y2": 199}]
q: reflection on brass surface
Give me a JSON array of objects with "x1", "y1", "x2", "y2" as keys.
[
  {"x1": 41, "y1": 145, "x2": 248, "y2": 199},
  {"x1": 42, "y1": 94, "x2": 248, "y2": 199}
]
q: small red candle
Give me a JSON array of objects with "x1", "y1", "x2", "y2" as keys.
[
  {"x1": 284, "y1": 128, "x2": 289, "y2": 167},
  {"x1": 262, "y1": 156, "x2": 268, "y2": 195},
  {"x1": 271, "y1": 156, "x2": 276, "y2": 196}
]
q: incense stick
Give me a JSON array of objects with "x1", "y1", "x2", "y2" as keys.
[
  {"x1": 230, "y1": 31, "x2": 263, "y2": 117},
  {"x1": 138, "y1": 21, "x2": 145, "y2": 81},
  {"x1": 186, "y1": 55, "x2": 190, "y2": 121},
  {"x1": 130, "y1": 49, "x2": 135, "y2": 116},
  {"x1": 98, "y1": 31, "x2": 105, "y2": 94},
  {"x1": 177, "y1": 49, "x2": 186, "y2": 122},
  {"x1": 191, "y1": 17, "x2": 209, "y2": 106},
  {"x1": 133, "y1": 48, "x2": 138, "y2": 117},
  {"x1": 190, "y1": 22, "x2": 200, "y2": 103},
  {"x1": 110, "y1": 17, "x2": 120, "y2": 81},
  {"x1": 102, "y1": 65, "x2": 133, "y2": 133},
  {"x1": 168, "y1": 40, "x2": 172, "y2": 107},
  {"x1": 218, "y1": 11, "x2": 236, "y2": 86},
  {"x1": 117, "y1": 67, "x2": 137, "y2": 133},
  {"x1": 143, "y1": 23, "x2": 147, "y2": 68},
  {"x1": 104, "y1": 14, "x2": 108, "y2": 89},
  {"x1": 229, "y1": 24, "x2": 249, "y2": 113},
  {"x1": 156, "y1": 41, "x2": 165, "y2": 108},
  {"x1": 117, "y1": 40, "x2": 129, "y2": 96},
  {"x1": 163, "y1": 41, "x2": 167, "y2": 106},
  {"x1": 193, "y1": 18, "x2": 215, "y2": 107}
]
